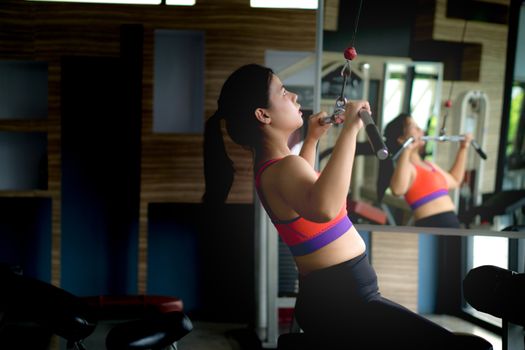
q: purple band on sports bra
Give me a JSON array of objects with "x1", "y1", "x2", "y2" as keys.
[
  {"x1": 409, "y1": 189, "x2": 449, "y2": 210},
  {"x1": 288, "y1": 216, "x2": 353, "y2": 256}
]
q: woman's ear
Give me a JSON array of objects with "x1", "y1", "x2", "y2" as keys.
[
  {"x1": 397, "y1": 136, "x2": 406, "y2": 145},
  {"x1": 255, "y1": 108, "x2": 271, "y2": 124}
]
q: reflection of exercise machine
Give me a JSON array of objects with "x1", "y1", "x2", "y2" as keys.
[
  {"x1": 0, "y1": 265, "x2": 193, "y2": 350},
  {"x1": 392, "y1": 134, "x2": 487, "y2": 161},
  {"x1": 449, "y1": 91, "x2": 489, "y2": 223},
  {"x1": 463, "y1": 189, "x2": 525, "y2": 229}
]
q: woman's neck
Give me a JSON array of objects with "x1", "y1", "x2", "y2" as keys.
[
  {"x1": 256, "y1": 134, "x2": 292, "y2": 163},
  {"x1": 410, "y1": 152, "x2": 423, "y2": 164}
]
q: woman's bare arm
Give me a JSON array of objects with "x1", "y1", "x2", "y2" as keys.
[
  {"x1": 390, "y1": 151, "x2": 415, "y2": 196},
  {"x1": 275, "y1": 101, "x2": 368, "y2": 222},
  {"x1": 434, "y1": 134, "x2": 472, "y2": 189},
  {"x1": 299, "y1": 112, "x2": 331, "y2": 168}
]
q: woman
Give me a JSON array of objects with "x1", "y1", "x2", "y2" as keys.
[
  {"x1": 378, "y1": 113, "x2": 473, "y2": 317},
  {"x1": 203, "y1": 65, "x2": 490, "y2": 349},
  {"x1": 379, "y1": 113, "x2": 472, "y2": 228}
]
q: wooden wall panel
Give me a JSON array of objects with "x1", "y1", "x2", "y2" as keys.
[
  {"x1": 0, "y1": 2, "x2": 35, "y2": 60},
  {"x1": 371, "y1": 232, "x2": 419, "y2": 312},
  {"x1": 0, "y1": 0, "x2": 316, "y2": 289},
  {"x1": 139, "y1": 4, "x2": 317, "y2": 206},
  {"x1": 324, "y1": 0, "x2": 340, "y2": 31}
]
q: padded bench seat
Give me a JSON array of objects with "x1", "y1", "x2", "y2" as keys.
[
  {"x1": 83, "y1": 295, "x2": 191, "y2": 350},
  {"x1": 82, "y1": 295, "x2": 184, "y2": 320}
]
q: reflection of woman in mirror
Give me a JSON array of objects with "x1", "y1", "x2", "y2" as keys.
[
  {"x1": 204, "y1": 65, "x2": 490, "y2": 349},
  {"x1": 379, "y1": 113, "x2": 472, "y2": 228}
]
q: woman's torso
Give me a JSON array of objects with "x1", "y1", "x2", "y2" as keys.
[
  {"x1": 255, "y1": 158, "x2": 365, "y2": 276},
  {"x1": 406, "y1": 161, "x2": 455, "y2": 220}
]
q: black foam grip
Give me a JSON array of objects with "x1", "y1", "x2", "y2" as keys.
[
  {"x1": 365, "y1": 124, "x2": 389, "y2": 160},
  {"x1": 358, "y1": 109, "x2": 389, "y2": 160},
  {"x1": 471, "y1": 141, "x2": 487, "y2": 160}
]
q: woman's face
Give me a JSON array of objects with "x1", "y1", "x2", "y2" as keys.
[
  {"x1": 264, "y1": 75, "x2": 303, "y2": 131},
  {"x1": 401, "y1": 117, "x2": 424, "y2": 142}
]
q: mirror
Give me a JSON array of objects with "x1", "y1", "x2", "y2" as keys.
[
  {"x1": 499, "y1": 0, "x2": 525, "y2": 216},
  {"x1": 315, "y1": 1, "x2": 524, "y2": 234},
  {"x1": 381, "y1": 61, "x2": 443, "y2": 137}
]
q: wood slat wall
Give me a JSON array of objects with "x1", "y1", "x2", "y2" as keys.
[
  {"x1": 324, "y1": 0, "x2": 340, "y2": 31},
  {"x1": 0, "y1": 0, "x2": 317, "y2": 289},
  {"x1": 371, "y1": 232, "x2": 419, "y2": 312}
]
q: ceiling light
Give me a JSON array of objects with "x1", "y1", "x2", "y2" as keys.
[
  {"x1": 250, "y1": 0, "x2": 317, "y2": 10},
  {"x1": 166, "y1": 0, "x2": 195, "y2": 4},
  {"x1": 28, "y1": 0, "x2": 162, "y2": 4}
]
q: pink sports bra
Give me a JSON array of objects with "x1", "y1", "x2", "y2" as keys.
[
  {"x1": 255, "y1": 158, "x2": 353, "y2": 256},
  {"x1": 404, "y1": 161, "x2": 448, "y2": 210}
]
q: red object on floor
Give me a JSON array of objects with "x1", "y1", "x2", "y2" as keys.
[
  {"x1": 82, "y1": 295, "x2": 183, "y2": 319},
  {"x1": 347, "y1": 199, "x2": 387, "y2": 225},
  {"x1": 279, "y1": 307, "x2": 294, "y2": 324}
]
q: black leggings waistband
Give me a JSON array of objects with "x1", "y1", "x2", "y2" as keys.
[
  {"x1": 298, "y1": 253, "x2": 379, "y2": 303},
  {"x1": 414, "y1": 210, "x2": 460, "y2": 228}
]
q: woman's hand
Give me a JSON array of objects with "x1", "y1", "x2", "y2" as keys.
[
  {"x1": 305, "y1": 111, "x2": 332, "y2": 142},
  {"x1": 407, "y1": 137, "x2": 425, "y2": 153},
  {"x1": 342, "y1": 100, "x2": 370, "y2": 132},
  {"x1": 460, "y1": 133, "x2": 473, "y2": 149},
  {"x1": 447, "y1": 133, "x2": 473, "y2": 187}
]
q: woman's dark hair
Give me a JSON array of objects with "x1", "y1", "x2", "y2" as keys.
[
  {"x1": 203, "y1": 64, "x2": 274, "y2": 204},
  {"x1": 376, "y1": 113, "x2": 412, "y2": 202}
]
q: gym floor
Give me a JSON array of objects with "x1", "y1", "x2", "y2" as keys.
[
  {"x1": 69, "y1": 314, "x2": 501, "y2": 350},
  {"x1": 424, "y1": 315, "x2": 501, "y2": 350},
  {"x1": 180, "y1": 315, "x2": 502, "y2": 350},
  {"x1": 63, "y1": 320, "x2": 261, "y2": 350}
]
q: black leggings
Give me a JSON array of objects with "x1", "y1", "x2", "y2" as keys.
[
  {"x1": 414, "y1": 210, "x2": 461, "y2": 228},
  {"x1": 416, "y1": 211, "x2": 463, "y2": 314},
  {"x1": 294, "y1": 253, "x2": 490, "y2": 349}
]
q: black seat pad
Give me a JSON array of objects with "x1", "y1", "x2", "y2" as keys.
[{"x1": 105, "y1": 311, "x2": 192, "y2": 350}]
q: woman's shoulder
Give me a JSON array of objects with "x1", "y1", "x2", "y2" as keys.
[
  {"x1": 266, "y1": 155, "x2": 315, "y2": 179},
  {"x1": 257, "y1": 155, "x2": 303, "y2": 170},
  {"x1": 279, "y1": 154, "x2": 312, "y2": 169},
  {"x1": 281, "y1": 154, "x2": 306, "y2": 163},
  {"x1": 423, "y1": 160, "x2": 444, "y2": 172}
]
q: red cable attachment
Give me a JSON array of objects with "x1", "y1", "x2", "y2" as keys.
[
  {"x1": 343, "y1": 46, "x2": 357, "y2": 61},
  {"x1": 444, "y1": 99, "x2": 452, "y2": 108}
]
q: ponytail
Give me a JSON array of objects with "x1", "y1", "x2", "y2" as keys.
[
  {"x1": 376, "y1": 113, "x2": 411, "y2": 202},
  {"x1": 202, "y1": 64, "x2": 274, "y2": 204},
  {"x1": 203, "y1": 111, "x2": 234, "y2": 204}
]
